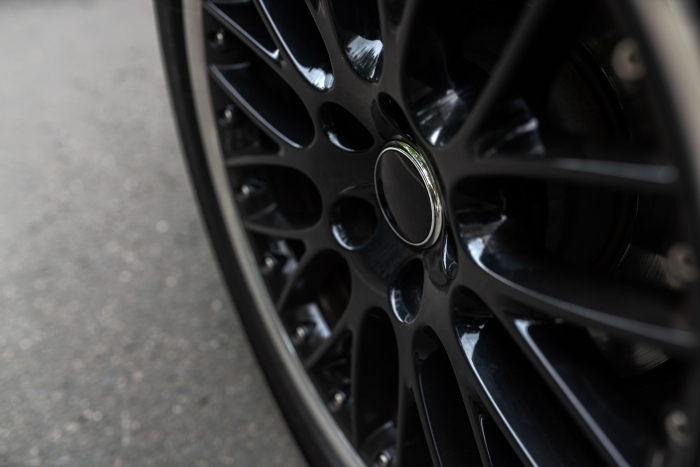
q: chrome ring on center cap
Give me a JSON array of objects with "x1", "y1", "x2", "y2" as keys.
[{"x1": 374, "y1": 140, "x2": 444, "y2": 249}]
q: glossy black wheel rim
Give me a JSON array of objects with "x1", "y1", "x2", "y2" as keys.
[{"x1": 189, "y1": 0, "x2": 700, "y2": 465}]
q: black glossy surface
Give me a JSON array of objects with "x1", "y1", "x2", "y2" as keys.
[
  {"x1": 390, "y1": 259, "x2": 423, "y2": 324},
  {"x1": 513, "y1": 320, "x2": 652, "y2": 466},
  {"x1": 230, "y1": 165, "x2": 322, "y2": 229},
  {"x1": 310, "y1": 333, "x2": 354, "y2": 436},
  {"x1": 330, "y1": 197, "x2": 378, "y2": 250},
  {"x1": 199, "y1": 0, "x2": 700, "y2": 465},
  {"x1": 206, "y1": 0, "x2": 279, "y2": 60},
  {"x1": 404, "y1": 2, "x2": 518, "y2": 146},
  {"x1": 419, "y1": 343, "x2": 481, "y2": 466},
  {"x1": 282, "y1": 250, "x2": 351, "y2": 329},
  {"x1": 455, "y1": 318, "x2": 602, "y2": 466},
  {"x1": 473, "y1": 404, "x2": 522, "y2": 467},
  {"x1": 212, "y1": 65, "x2": 314, "y2": 147},
  {"x1": 328, "y1": 0, "x2": 383, "y2": 82},
  {"x1": 321, "y1": 102, "x2": 374, "y2": 152},
  {"x1": 209, "y1": 80, "x2": 280, "y2": 158},
  {"x1": 354, "y1": 310, "x2": 399, "y2": 455},
  {"x1": 257, "y1": 0, "x2": 334, "y2": 90},
  {"x1": 376, "y1": 149, "x2": 432, "y2": 245}
]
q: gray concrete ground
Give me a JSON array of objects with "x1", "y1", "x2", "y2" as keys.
[{"x1": 0, "y1": 0, "x2": 307, "y2": 466}]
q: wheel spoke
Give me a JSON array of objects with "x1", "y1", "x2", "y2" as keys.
[
  {"x1": 393, "y1": 384, "x2": 434, "y2": 467},
  {"x1": 468, "y1": 402, "x2": 523, "y2": 467},
  {"x1": 241, "y1": 220, "x2": 312, "y2": 240},
  {"x1": 229, "y1": 164, "x2": 323, "y2": 235},
  {"x1": 225, "y1": 154, "x2": 287, "y2": 169},
  {"x1": 463, "y1": 0, "x2": 590, "y2": 139},
  {"x1": 377, "y1": 0, "x2": 414, "y2": 40},
  {"x1": 302, "y1": 311, "x2": 352, "y2": 370},
  {"x1": 436, "y1": 152, "x2": 679, "y2": 197},
  {"x1": 392, "y1": 0, "x2": 421, "y2": 55},
  {"x1": 468, "y1": 242, "x2": 698, "y2": 354},
  {"x1": 505, "y1": 319, "x2": 654, "y2": 467},
  {"x1": 477, "y1": 157, "x2": 678, "y2": 190},
  {"x1": 204, "y1": 0, "x2": 280, "y2": 64},
  {"x1": 307, "y1": 330, "x2": 355, "y2": 437},
  {"x1": 210, "y1": 64, "x2": 314, "y2": 148},
  {"x1": 454, "y1": 316, "x2": 604, "y2": 466},
  {"x1": 416, "y1": 344, "x2": 482, "y2": 466},
  {"x1": 274, "y1": 242, "x2": 329, "y2": 310},
  {"x1": 379, "y1": 0, "x2": 421, "y2": 90},
  {"x1": 407, "y1": 371, "x2": 443, "y2": 467},
  {"x1": 254, "y1": 0, "x2": 334, "y2": 91},
  {"x1": 351, "y1": 309, "x2": 400, "y2": 460},
  {"x1": 324, "y1": 0, "x2": 384, "y2": 83},
  {"x1": 303, "y1": 273, "x2": 384, "y2": 369}
]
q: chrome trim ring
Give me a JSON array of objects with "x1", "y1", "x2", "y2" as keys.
[{"x1": 374, "y1": 140, "x2": 444, "y2": 249}]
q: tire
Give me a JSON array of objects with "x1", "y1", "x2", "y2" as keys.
[{"x1": 155, "y1": 0, "x2": 700, "y2": 466}]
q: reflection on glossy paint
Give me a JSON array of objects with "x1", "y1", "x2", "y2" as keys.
[
  {"x1": 345, "y1": 35, "x2": 383, "y2": 82},
  {"x1": 458, "y1": 323, "x2": 483, "y2": 359},
  {"x1": 415, "y1": 88, "x2": 468, "y2": 145},
  {"x1": 483, "y1": 117, "x2": 544, "y2": 158},
  {"x1": 459, "y1": 216, "x2": 506, "y2": 261},
  {"x1": 326, "y1": 131, "x2": 352, "y2": 152},
  {"x1": 256, "y1": 0, "x2": 334, "y2": 91},
  {"x1": 442, "y1": 231, "x2": 458, "y2": 279},
  {"x1": 331, "y1": 222, "x2": 353, "y2": 250},
  {"x1": 207, "y1": 2, "x2": 282, "y2": 62},
  {"x1": 300, "y1": 65, "x2": 334, "y2": 91},
  {"x1": 455, "y1": 319, "x2": 537, "y2": 466}
]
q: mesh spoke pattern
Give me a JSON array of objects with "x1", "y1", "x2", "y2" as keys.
[{"x1": 195, "y1": 0, "x2": 700, "y2": 465}]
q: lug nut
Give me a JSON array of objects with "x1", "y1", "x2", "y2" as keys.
[
  {"x1": 260, "y1": 253, "x2": 277, "y2": 275},
  {"x1": 668, "y1": 242, "x2": 699, "y2": 284},
  {"x1": 293, "y1": 325, "x2": 308, "y2": 345},
  {"x1": 375, "y1": 451, "x2": 392, "y2": 467},
  {"x1": 665, "y1": 410, "x2": 692, "y2": 447},
  {"x1": 612, "y1": 38, "x2": 646, "y2": 81},
  {"x1": 330, "y1": 391, "x2": 346, "y2": 411}
]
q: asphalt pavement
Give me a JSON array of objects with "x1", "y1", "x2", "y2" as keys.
[{"x1": 0, "y1": 0, "x2": 306, "y2": 465}]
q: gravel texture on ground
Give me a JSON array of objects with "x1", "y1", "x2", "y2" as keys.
[{"x1": 0, "y1": 0, "x2": 307, "y2": 465}]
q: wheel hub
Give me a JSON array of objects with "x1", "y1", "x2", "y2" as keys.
[{"x1": 374, "y1": 140, "x2": 443, "y2": 248}]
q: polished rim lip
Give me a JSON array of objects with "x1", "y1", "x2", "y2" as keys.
[
  {"x1": 374, "y1": 140, "x2": 444, "y2": 249},
  {"x1": 182, "y1": 2, "x2": 364, "y2": 466}
]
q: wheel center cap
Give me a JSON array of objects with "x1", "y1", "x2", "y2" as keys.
[{"x1": 375, "y1": 140, "x2": 443, "y2": 248}]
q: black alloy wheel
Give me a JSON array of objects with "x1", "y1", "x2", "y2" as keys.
[{"x1": 155, "y1": 0, "x2": 700, "y2": 466}]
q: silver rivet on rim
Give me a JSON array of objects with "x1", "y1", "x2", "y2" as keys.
[
  {"x1": 214, "y1": 29, "x2": 226, "y2": 48},
  {"x1": 239, "y1": 183, "x2": 253, "y2": 199},
  {"x1": 293, "y1": 326, "x2": 308, "y2": 344},
  {"x1": 665, "y1": 410, "x2": 692, "y2": 446},
  {"x1": 375, "y1": 451, "x2": 392, "y2": 467},
  {"x1": 612, "y1": 38, "x2": 646, "y2": 81},
  {"x1": 668, "y1": 242, "x2": 698, "y2": 284},
  {"x1": 330, "y1": 391, "x2": 346, "y2": 411},
  {"x1": 261, "y1": 254, "x2": 277, "y2": 274},
  {"x1": 222, "y1": 106, "x2": 235, "y2": 125}
]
